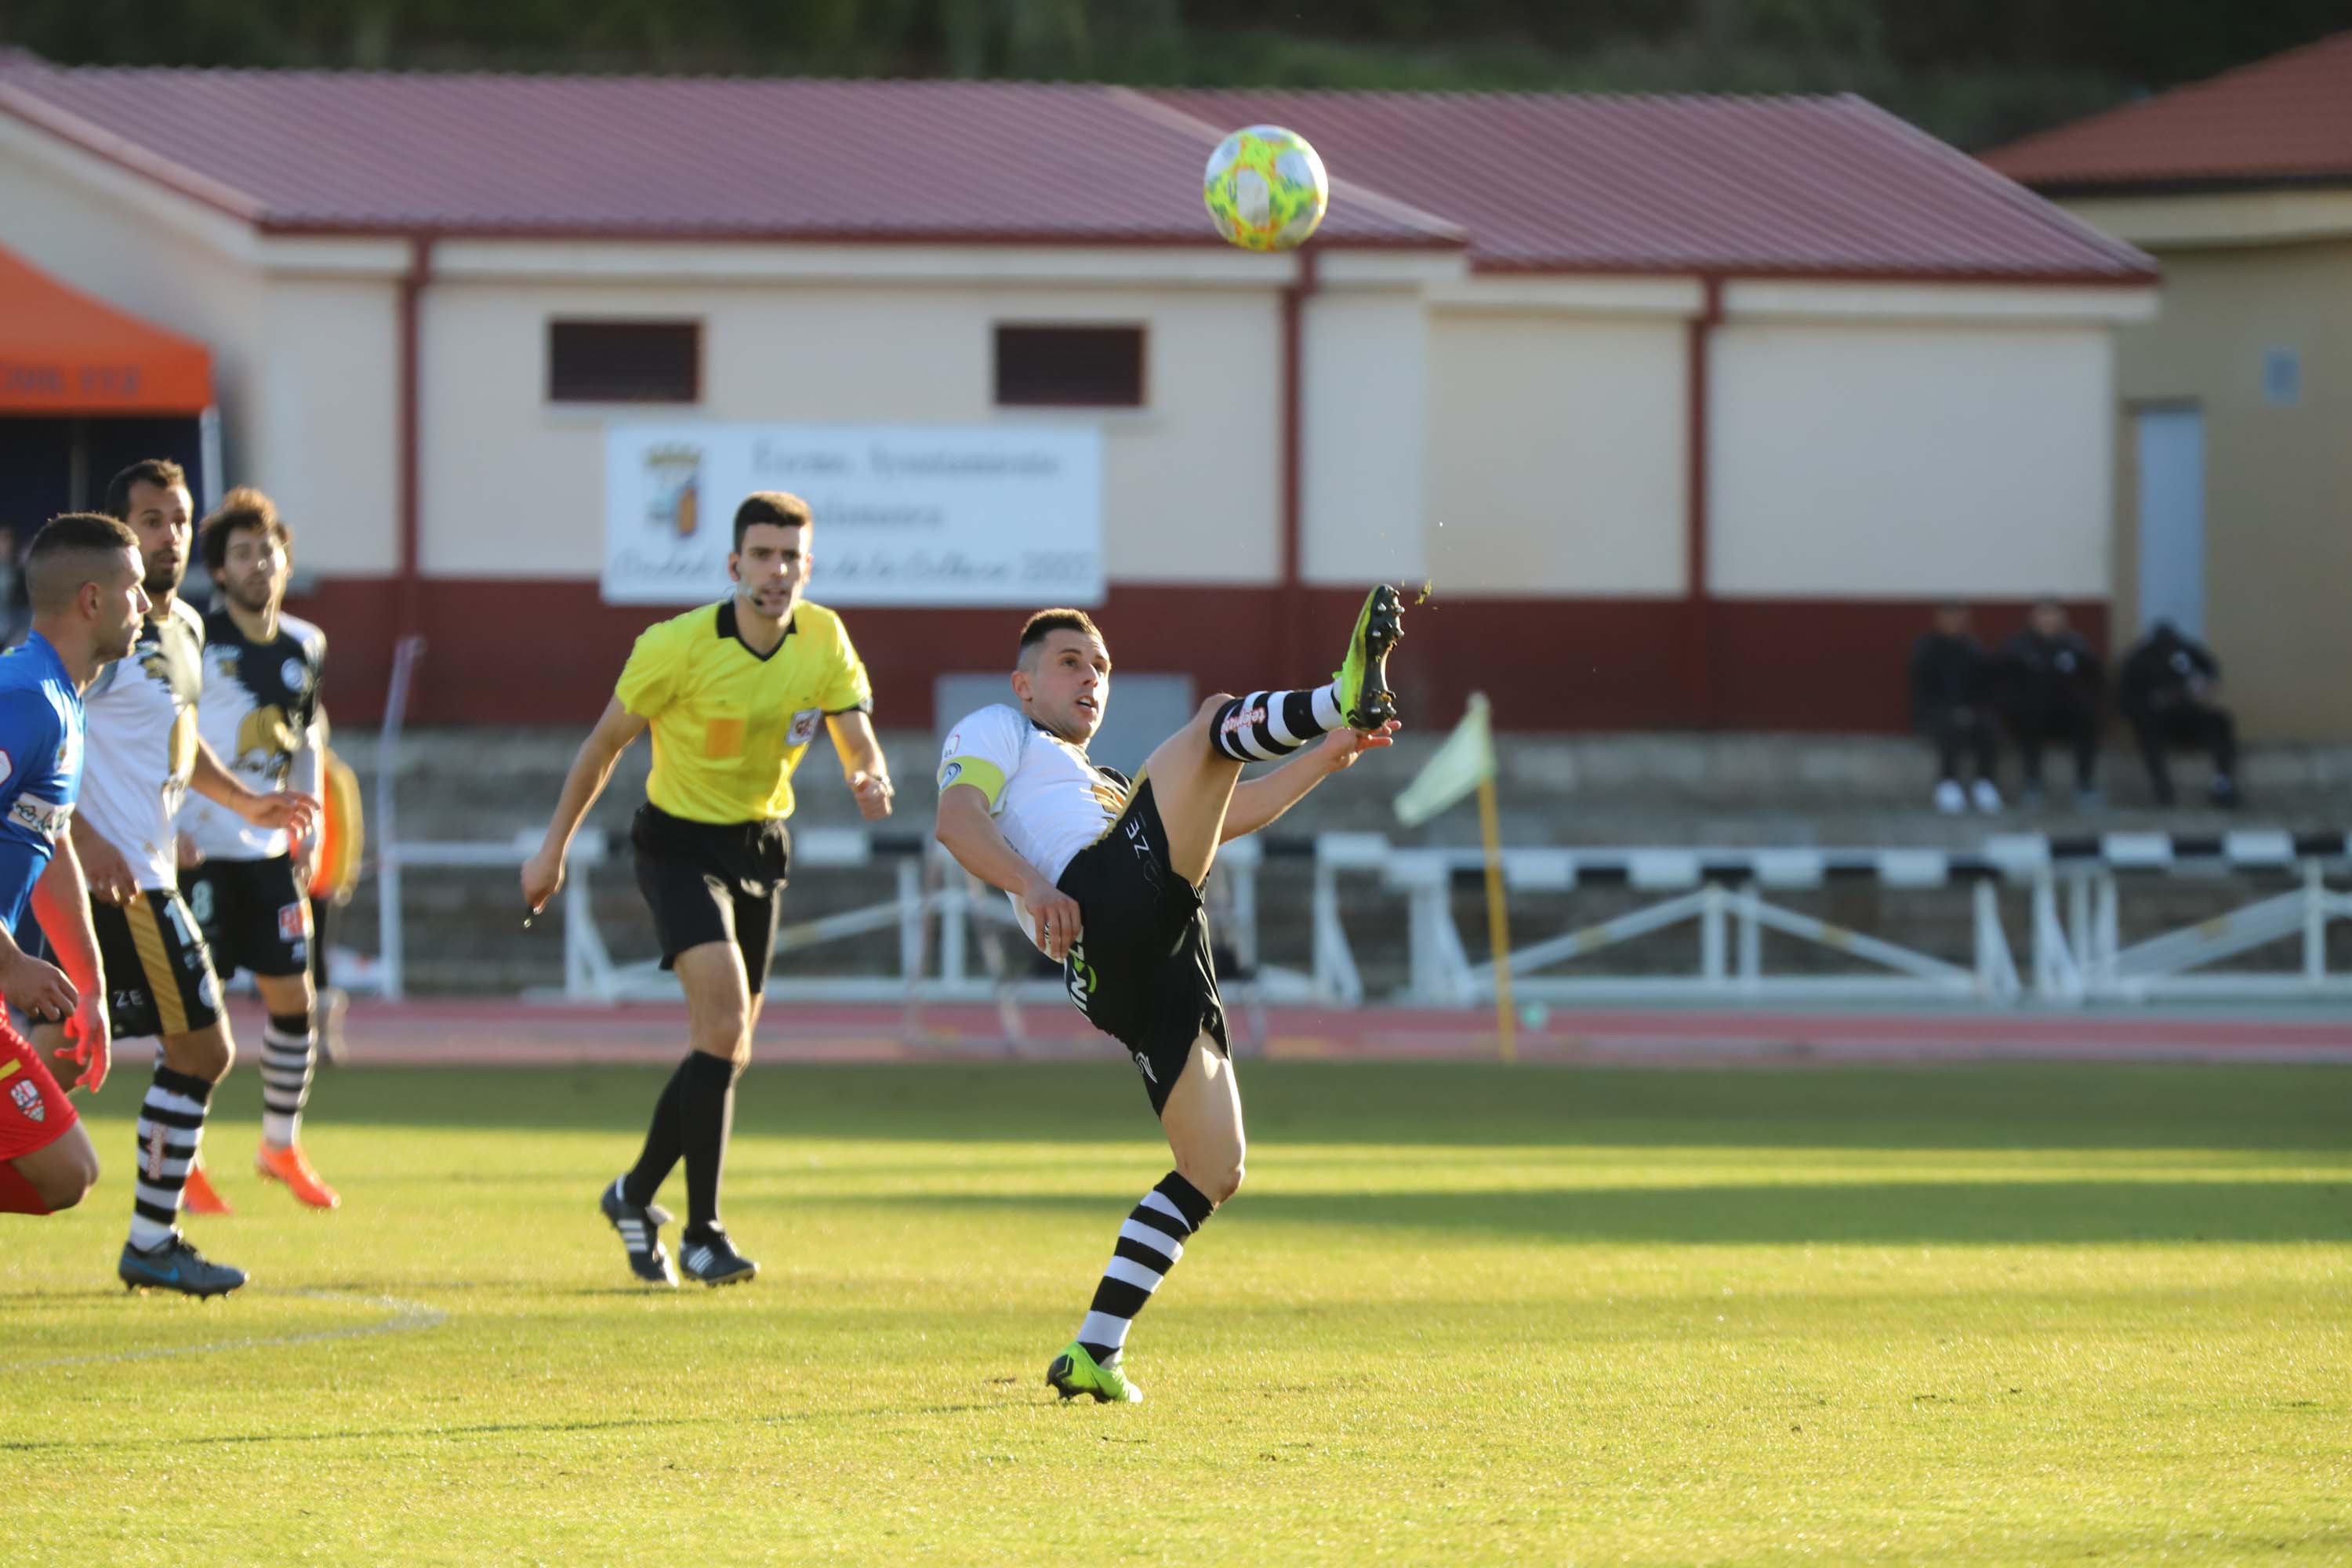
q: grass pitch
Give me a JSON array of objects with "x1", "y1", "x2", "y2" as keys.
[{"x1": 3, "y1": 1059, "x2": 2349, "y2": 1566}]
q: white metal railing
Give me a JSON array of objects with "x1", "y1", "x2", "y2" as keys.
[{"x1": 357, "y1": 818, "x2": 2352, "y2": 1007}]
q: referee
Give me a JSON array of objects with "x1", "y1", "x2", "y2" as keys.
[{"x1": 523, "y1": 492, "x2": 892, "y2": 1287}]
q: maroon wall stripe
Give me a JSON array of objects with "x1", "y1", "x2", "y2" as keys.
[{"x1": 291, "y1": 578, "x2": 2105, "y2": 736}]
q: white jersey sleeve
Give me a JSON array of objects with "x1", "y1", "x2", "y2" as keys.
[{"x1": 937, "y1": 705, "x2": 1029, "y2": 811}]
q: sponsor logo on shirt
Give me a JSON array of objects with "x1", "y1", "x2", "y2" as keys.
[{"x1": 9, "y1": 793, "x2": 71, "y2": 840}]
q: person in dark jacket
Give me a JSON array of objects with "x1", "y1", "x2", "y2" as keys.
[
  {"x1": 1996, "y1": 599, "x2": 2104, "y2": 808},
  {"x1": 1908, "y1": 602, "x2": 2002, "y2": 813},
  {"x1": 2119, "y1": 620, "x2": 2238, "y2": 808}
]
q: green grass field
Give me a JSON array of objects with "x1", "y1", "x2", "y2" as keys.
[{"x1": 3, "y1": 1060, "x2": 2349, "y2": 1565}]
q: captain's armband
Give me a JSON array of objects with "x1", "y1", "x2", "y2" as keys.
[{"x1": 937, "y1": 756, "x2": 1007, "y2": 809}]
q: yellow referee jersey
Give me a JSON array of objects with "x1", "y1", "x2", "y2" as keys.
[{"x1": 614, "y1": 598, "x2": 873, "y2": 824}]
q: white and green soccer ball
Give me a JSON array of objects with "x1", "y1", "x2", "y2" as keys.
[{"x1": 1203, "y1": 125, "x2": 1329, "y2": 252}]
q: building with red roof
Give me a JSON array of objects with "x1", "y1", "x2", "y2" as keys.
[
  {"x1": 0, "y1": 53, "x2": 2153, "y2": 734},
  {"x1": 1986, "y1": 28, "x2": 2352, "y2": 741}
]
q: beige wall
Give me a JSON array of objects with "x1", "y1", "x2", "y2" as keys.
[
  {"x1": 1423, "y1": 308, "x2": 1687, "y2": 595},
  {"x1": 1301, "y1": 289, "x2": 1429, "y2": 585},
  {"x1": 0, "y1": 119, "x2": 401, "y2": 571},
  {"x1": 1709, "y1": 320, "x2": 2113, "y2": 598},
  {"x1": 2097, "y1": 238, "x2": 2352, "y2": 740},
  {"x1": 249, "y1": 280, "x2": 401, "y2": 573},
  {"x1": 419, "y1": 278, "x2": 1283, "y2": 583}
]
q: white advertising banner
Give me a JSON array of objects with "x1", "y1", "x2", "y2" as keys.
[{"x1": 603, "y1": 423, "x2": 1104, "y2": 607}]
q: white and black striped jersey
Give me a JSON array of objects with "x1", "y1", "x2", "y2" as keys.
[
  {"x1": 79, "y1": 597, "x2": 205, "y2": 892},
  {"x1": 180, "y1": 608, "x2": 325, "y2": 861}
]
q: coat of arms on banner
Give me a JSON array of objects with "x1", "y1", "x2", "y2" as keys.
[{"x1": 644, "y1": 444, "x2": 702, "y2": 538}]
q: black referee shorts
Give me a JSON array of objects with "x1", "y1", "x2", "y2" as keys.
[
  {"x1": 631, "y1": 804, "x2": 791, "y2": 993},
  {"x1": 1056, "y1": 780, "x2": 1229, "y2": 1116}
]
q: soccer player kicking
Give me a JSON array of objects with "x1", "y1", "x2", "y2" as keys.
[
  {"x1": 523, "y1": 492, "x2": 893, "y2": 1289},
  {"x1": 30, "y1": 462, "x2": 319, "y2": 1298},
  {"x1": 0, "y1": 516, "x2": 148, "y2": 1221},
  {"x1": 176, "y1": 489, "x2": 339, "y2": 1207},
  {"x1": 933, "y1": 589, "x2": 1404, "y2": 1403}
]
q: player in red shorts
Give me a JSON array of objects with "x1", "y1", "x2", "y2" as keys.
[{"x1": 0, "y1": 514, "x2": 150, "y2": 1217}]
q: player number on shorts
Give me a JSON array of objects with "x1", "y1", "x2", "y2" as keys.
[{"x1": 187, "y1": 881, "x2": 213, "y2": 925}]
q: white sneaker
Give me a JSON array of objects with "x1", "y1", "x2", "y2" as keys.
[
  {"x1": 1970, "y1": 779, "x2": 2003, "y2": 814},
  {"x1": 1933, "y1": 780, "x2": 1965, "y2": 815}
]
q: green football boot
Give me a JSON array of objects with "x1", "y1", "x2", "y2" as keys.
[
  {"x1": 1332, "y1": 584, "x2": 1405, "y2": 730},
  {"x1": 1046, "y1": 1341, "x2": 1143, "y2": 1404}
]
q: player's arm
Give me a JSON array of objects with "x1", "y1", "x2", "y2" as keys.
[
  {"x1": 522, "y1": 697, "x2": 648, "y2": 913},
  {"x1": 1221, "y1": 721, "x2": 1401, "y2": 842},
  {"x1": 288, "y1": 704, "x2": 328, "y2": 884},
  {"x1": 67, "y1": 808, "x2": 140, "y2": 906},
  {"x1": 933, "y1": 782, "x2": 1083, "y2": 962},
  {"x1": 825, "y1": 710, "x2": 893, "y2": 821},
  {"x1": 29, "y1": 837, "x2": 108, "y2": 1091},
  {"x1": 188, "y1": 735, "x2": 321, "y2": 841}
]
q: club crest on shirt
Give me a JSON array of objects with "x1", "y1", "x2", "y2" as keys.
[{"x1": 10, "y1": 1077, "x2": 42, "y2": 1123}]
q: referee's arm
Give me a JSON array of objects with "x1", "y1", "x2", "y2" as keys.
[
  {"x1": 824, "y1": 710, "x2": 893, "y2": 820},
  {"x1": 523, "y1": 698, "x2": 648, "y2": 912}
]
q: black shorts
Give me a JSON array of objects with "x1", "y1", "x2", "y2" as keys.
[
  {"x1": 89, "y1": 889, "x2": 223, "y2": 1040},
  {"x1": 1057, "y1": 781, "x2": 1227, "y2": 1116},
  {"x1": 182, "y1": 855, "x2": 312, "y2": 981},
  {"x1": 631, "y1": 804, "x2": 790, "y2": 993}
]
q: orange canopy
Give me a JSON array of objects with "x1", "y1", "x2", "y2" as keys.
[{"x1": 0, "y1": 245, "x2": 212, "y2": 416}]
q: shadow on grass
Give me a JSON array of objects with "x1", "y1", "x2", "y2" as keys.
[
  {"x1": 0, "y1": 1402, "x2": 1007, "y2": 1454},
  {"x1": 249, "y1": 1062, "x2": 2352, "y2": 1154},
  {"x1": 841, "y1": 1179, "x2": 2352, "y2": 1247}
]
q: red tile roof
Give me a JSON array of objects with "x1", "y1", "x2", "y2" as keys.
[
  {"x1": 1985, "y1": 29, "x2": 2352, "y2": 191},
  {"x1": 0, "y1": 54, "x2": 2149, "y2": 281},
  {"x1": 1156, "y1": 87, "x2": 2151, "y2": 279}
]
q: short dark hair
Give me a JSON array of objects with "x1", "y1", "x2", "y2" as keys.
[
  {"x1": 26, "y1": 512, "x2": 140, "y2": 612},
  {"x1": 199, "y1": 487, "x2": 293, "y2": 575},
  {"x1": 1018, "y1": 608, "x2": 1105, "y2": 665},
  {"x1": 733, "y1": 491, "x2": 811, "y2": 551},
  {"x1": 103, "y1": 459, "x2": 190, "y2": 524}
]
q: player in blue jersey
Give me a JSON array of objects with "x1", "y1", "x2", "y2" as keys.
[{"x1": 0, "y1": 514, "x2": 148, "y2": 1219}]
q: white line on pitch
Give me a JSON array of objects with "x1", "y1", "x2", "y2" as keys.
[{"x1": 0, "y1": 1292, "x2": 448, "y2": 1371}]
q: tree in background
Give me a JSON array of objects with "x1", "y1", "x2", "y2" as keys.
[{"x1": 2, "y1": 0, "x2": 2343, "y2": 148}]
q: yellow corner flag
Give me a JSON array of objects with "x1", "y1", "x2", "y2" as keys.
[
  {"x1": 1392, "y1": 691, "x2": 1496, "y2": 829},
  {"x1": 1392, "y1": 694, "x2": 1516, "y2": 1062}
]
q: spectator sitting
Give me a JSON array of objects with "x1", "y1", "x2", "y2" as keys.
[
  {"x1": 1908, "y1": 601, "x2": 2002, "y2": 814},
  {"x1": 1997, "y1": 598, "x2": 2105, "y2": 809},
  {"x1": 2119, "y1": 619, "x2": 2240, "y2": 808}
]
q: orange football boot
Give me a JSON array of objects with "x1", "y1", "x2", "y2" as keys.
[
  {"x1": 256, "y1": 1143, "x2": 341, "y2": 1210},
  {"x1": 181, "y1": 1158, "x2": 234, "y2": 1215}
]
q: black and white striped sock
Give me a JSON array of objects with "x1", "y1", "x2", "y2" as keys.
[
  {"x1": 1076, "y1": 1171, "x2": 1217, "y2": 1367},
  {"x1": 129, "y1": 1065, "x2": 214, "y2": 1251},
  {"x1": 1209, "y1": 685, "x2": 1347, "y2": 763},
  {"x1": 260, "y1": 1010, "x2": 315, "y2": 1148}
]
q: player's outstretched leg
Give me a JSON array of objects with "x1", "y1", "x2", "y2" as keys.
[
  {"x1": 1048, "y1": 1037, "x2": 1241, "y2": 1404},
  {"x1": 1141, "y1": 584, "x2": 1406, "y2": 887}
]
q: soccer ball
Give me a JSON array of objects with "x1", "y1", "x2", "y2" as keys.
[{"x1": 1203, "y1": 125, "x2": 1329, "y2": 252}]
